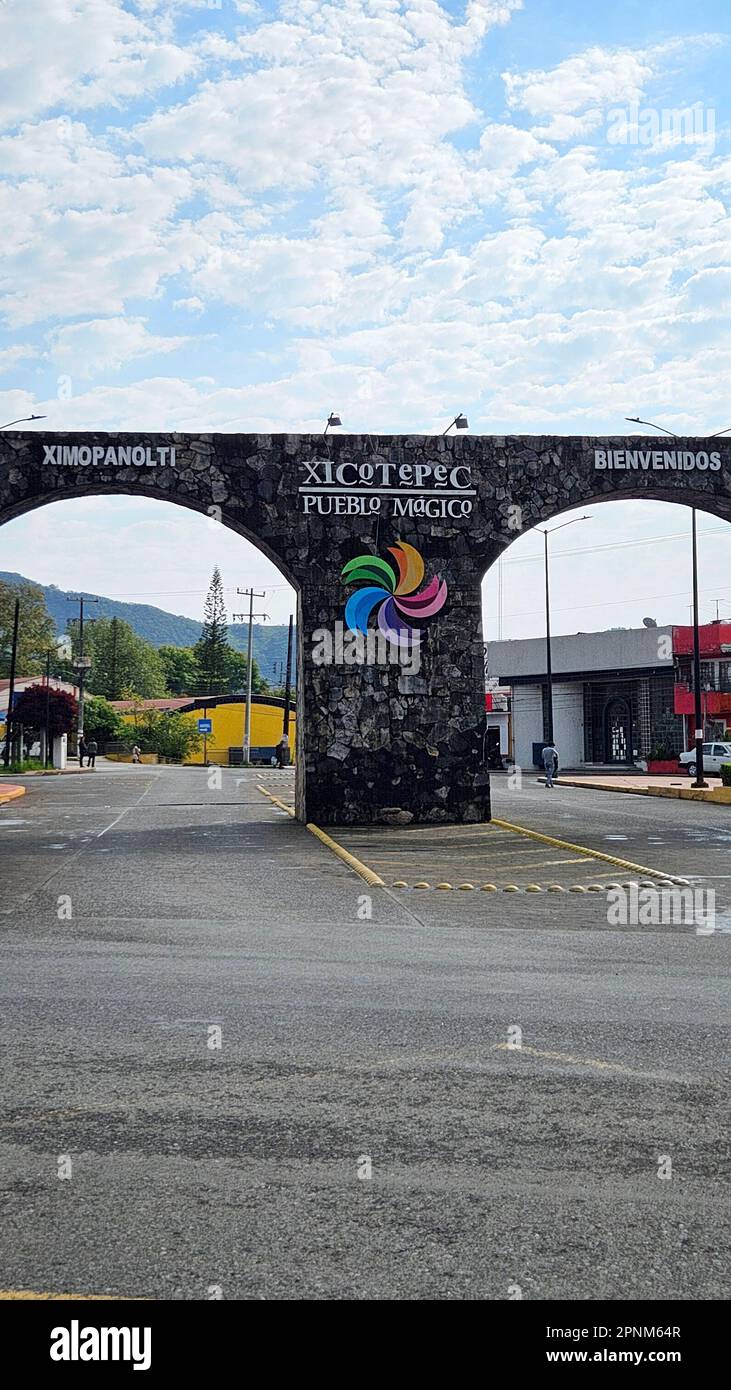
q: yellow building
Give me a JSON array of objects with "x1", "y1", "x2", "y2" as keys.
[
  {"x1": 113, "y1": 694, "x2": 295, "y2": 766},
  {"x1": 183, "y1": 695, "x2": 295, "y2": 765}
]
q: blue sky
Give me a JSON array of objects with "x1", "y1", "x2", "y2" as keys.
[{"x1": 0, "y1": 0, "x2": 729, "y2": 632}]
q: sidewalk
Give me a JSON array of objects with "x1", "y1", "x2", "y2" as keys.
[
  {"x1": 0, "y1": 783, "x2": 26, "y2": 803},
  {"x1": 0, "y1": 764, "x2": 96, "y2": 778},
  {"x1": 552, "y1": 772, "x2": 730, "y2": 805}
]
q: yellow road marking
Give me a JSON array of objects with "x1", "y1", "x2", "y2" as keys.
[
  {"x1": 305, "y1": 823, "x2": 385, "y2": 887},
  {"x1": 491, "y1": 817, "x2": 675, "y2": 880},
  {"x1": 257, "y1": 785, "x2": 295, "y2": 816},
  {"x1": 0, "y1": 1291, "x2": 137, "y2": 1300},
  {"x1": 257, "y1": 785, "x2": 385, "y2": 886}
]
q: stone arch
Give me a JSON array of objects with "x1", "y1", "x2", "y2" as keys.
[{"x1": 2, "y1": 431, "x2": 730, "y2": 823}]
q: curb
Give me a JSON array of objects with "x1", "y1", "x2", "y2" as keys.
[
  {"x1": 556, "y1": 777, "x2": 730, "y2": 805},
  {"x1": 256, "y1": 785, "x2": 296, "y2": 817},
  {"x1": 0, "y1": 784, "x2": 26, "y2": 803},
  {"x1": 0, "y1": 768, "x2": 94, "y2": 778},
  {"x1": 306, "y1": 823, "x2": 385, "y2": 887}
]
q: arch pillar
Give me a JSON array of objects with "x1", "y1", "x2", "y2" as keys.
[{"x1": 298, "y1": 571, "x2": 489, "y2": 826}]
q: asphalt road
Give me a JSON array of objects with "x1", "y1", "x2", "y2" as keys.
[{"x1": 0, "y1": 763, "x2": 728, "y2": 1301}]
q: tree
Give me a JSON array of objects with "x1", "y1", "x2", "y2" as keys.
[
  {"x1": 119, "y1": 689, "x2": 201, "y2": 761},
  {"x1": 223, "y1": 647, "x2": 268, "y2": 695},
  {"x1": 65, "y1": 616, "x2": 167, "y2": 699},
  {"x1": 13, "y1": 684, "x2": 77, "y2": 738},
  {"x1": 83, "y1": 695, "x2": 125, "y2": 746},
  {"x1": 0, "y1": 580, "x2": 57, "y2": 678},
  {"x1": 159, "y1": 645, "x2": 199, "y2": 696},
  {"x1": 193, "y1": 567, "x2": 230, "y2": 696},
  {"x1": 153, "y1": 713, "x2": 202, "y2": 762}
]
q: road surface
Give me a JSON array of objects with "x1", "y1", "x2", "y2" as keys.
[{"x1": 0, "y1": 763, "x2": 728, "y2": 1300}]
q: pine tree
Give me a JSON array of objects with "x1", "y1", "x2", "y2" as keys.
[{"x1": 194, "y1": 567, "x2": 230, "y2": 695}]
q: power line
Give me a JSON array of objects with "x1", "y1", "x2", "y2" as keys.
[
  {"x1": 495, "y1": 582, "x2": 731, "y2": 622},
  {"x1": 497, "y1": 524, "x2": 728, "y2": 568}
]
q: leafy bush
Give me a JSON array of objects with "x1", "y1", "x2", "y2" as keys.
[
  {"x1": 648, "y1": 744, "x2": 677, "y2": 762},
  {"x1": 83, "y1": 695, "x2": 126, "y2": 746},
  {"x1": 721, "y1": 763, "x2": 731, "y2": 787},
  {"x1": 121, "y1": 695, "x2": 202, "y2": 762}
]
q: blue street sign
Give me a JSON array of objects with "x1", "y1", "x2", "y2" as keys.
[{"x1": 198, "y1": 718, "x2": 212, "y2": 734}]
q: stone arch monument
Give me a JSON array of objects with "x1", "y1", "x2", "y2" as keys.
[{"x1": 1, "y1": 431, "x2": 728, "y2": 823}]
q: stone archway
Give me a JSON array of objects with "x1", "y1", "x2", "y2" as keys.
[{"x1": 1, "y1": 431, "x2": 729, "y2": 823}]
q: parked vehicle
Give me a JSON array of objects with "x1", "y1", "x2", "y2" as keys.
[{"x1": 678, "y1": 741, "x2": 731, "y2": 777}]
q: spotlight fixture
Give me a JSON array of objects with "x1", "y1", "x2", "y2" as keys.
[
  {"x1": 324, "y1": 412, "x2": 342, "y2": 436},
  {"x1": 443, "y1": 414, "x2": 469, "y2": 435}
]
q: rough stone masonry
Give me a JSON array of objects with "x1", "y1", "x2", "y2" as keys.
[{"x1": 1, "y1": 431, "x2": 729, "y2": 824}]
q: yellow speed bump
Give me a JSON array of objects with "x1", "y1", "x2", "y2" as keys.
[
  {"x1": 392, "y1": 880, "x2": 409, "y2": 889},
  {"x1": 413, "y1": 881, "x2": 431, "y2": 889},
  {"x1": 492, "y1": 816, "x2": 675, "y2": 881},
  {"x1": 436, "y1": 882, "x2": 453, "y2": 890},
  {"x1": 481, "y1": 883, "x2": 498, "y2": 892},
  {"x1": 569, "y1": 885, "x2": 587, "y2": 893},
  {"x1": 526, "y1": 884, "x2": 543, "y2": 892},
  {"x1": 304, "y1": 819, "x2": 385, "y2": 887},
  {"x1": 457, "y1": 882, "x2": 475, "y2": 891},
  {"x1": 257, "y1": 784, "x2": 295, "y2": 816},
  {"x1": 503, "y1": 884, "x2": 520, "y2": 892}
]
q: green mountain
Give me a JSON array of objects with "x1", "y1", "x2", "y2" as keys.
[{"x1": 0, "y1": 571, "x2": 295, "y2": 686}]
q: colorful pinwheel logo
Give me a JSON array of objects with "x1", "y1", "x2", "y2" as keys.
[{"x1": 341, "y1": 541, "x2": 448, "y2": 651}]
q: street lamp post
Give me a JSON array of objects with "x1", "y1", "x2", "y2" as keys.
[
  {"x1": 0, "y1": 414, "x2": 47, "y2": 429},
  {"x1": 691, "y1": 508, "x2": 708, "y2": 788},
  {"x1": 625, "y1": 415, "x2": 709, "y2": 786},
  {"x1": 540, "y1": 517, "x2": 592, "y2": 747}
]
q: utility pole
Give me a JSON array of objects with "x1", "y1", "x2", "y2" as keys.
[
  {"x1": 2, "y1": 596, "x2": 20, "y2": 768},
  {"x1": 283, "y1": 614, "x2": 294, "y2": 741},
  {"x1": 691, "y1": 510, "x2": 708, "y2": 788},
  {"x1": 233, "y1": 589, "x2": 267, "y2": 764},
  {"x1": 44, "y1": 649, "x2": 52, "y2": 768},
  {"x1": 67, "y1": 596, "x2": 99, "y2": 751},
  {"x1": 543, "y1": 530, "x2": 553, "y2": 745}
]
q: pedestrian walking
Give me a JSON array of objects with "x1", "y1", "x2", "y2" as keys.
[
  {"x1": 275, "y1": 733, "x2": 290, "y2": 768},
  {"x1": 542, "y1": 741, "x2": 559, "y2": 788},
  {"x1": 78, "y1": 735, "x2": 86, "y2": 768},
  {"x1": 131, "y1": 744, "x2": 141, "y2": 764},
  {"x1": 86, "y1": 738, "x2": 98, "y2": 769}
]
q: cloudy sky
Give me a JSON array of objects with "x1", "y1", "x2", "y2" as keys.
[{"x1": 0, "y1": 0, "x2": 729, "y2": 634}]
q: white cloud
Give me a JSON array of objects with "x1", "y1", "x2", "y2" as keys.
[
  {"x1": 47, "y1": 317, "x2": 191, "y2": 375},
  {"x1": 0, "y1": 0, "x2": 198, "y2": 131},
  {"x1": 0, "y1": 344, "x2": 36, "y2": 374},
  {"x1": 173, "y1": 297, "x2": 205, "y2": 313},
  {"x1": 503, "y1": 47, "x2": 653, "y2": 125}
]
